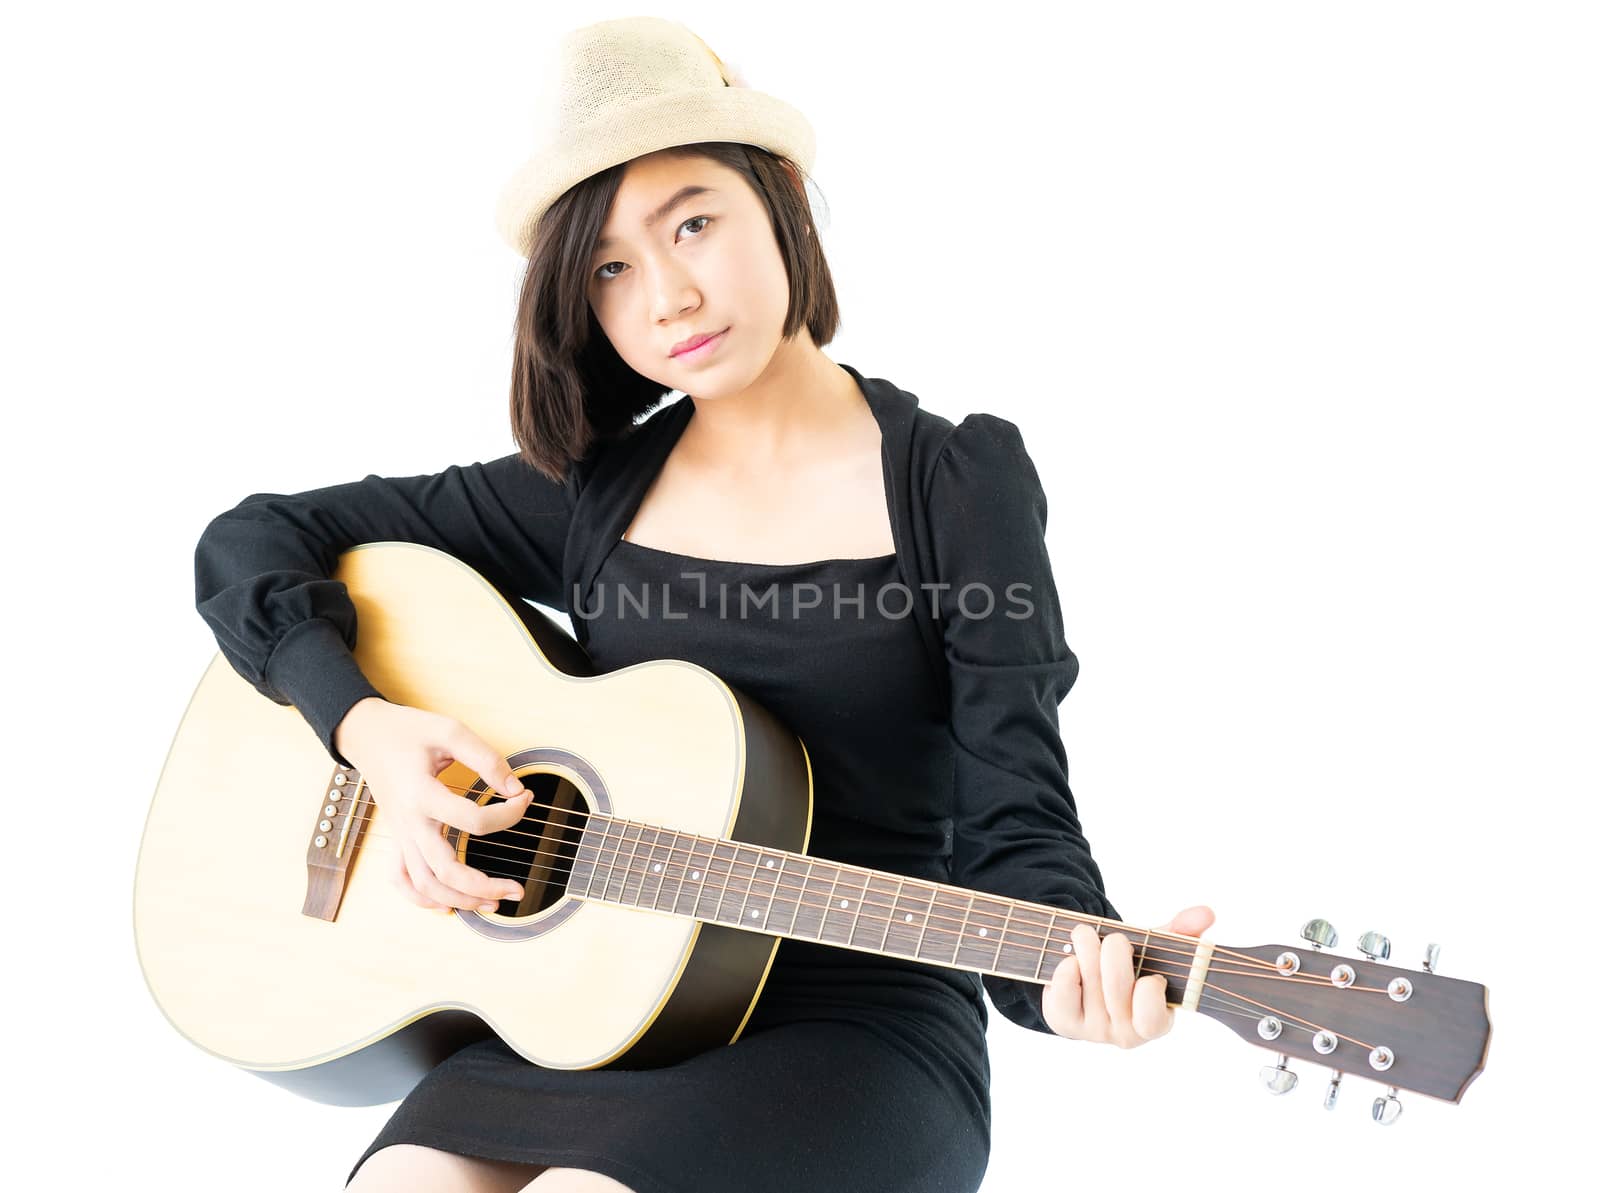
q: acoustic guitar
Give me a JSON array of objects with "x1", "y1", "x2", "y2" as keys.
[{"x1": 134, "y1": 542, "x2": 1491, "y2": 1125}]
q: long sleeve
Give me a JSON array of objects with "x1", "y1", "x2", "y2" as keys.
[
  {"x1": 929, "y1": 413, "x2": 1120, "y2": 1035},
  {"x1": 193, "y1": 453, "x2": 581, "y2": 768}
]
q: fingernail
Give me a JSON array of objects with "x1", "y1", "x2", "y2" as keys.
[{"x1": 479, "y1": 902, "x2": 498, "y2": 913}]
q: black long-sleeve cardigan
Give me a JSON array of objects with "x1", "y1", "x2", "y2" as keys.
[{"x1": 192, "y1": 361, "x2": 1120, "y2": 1034}]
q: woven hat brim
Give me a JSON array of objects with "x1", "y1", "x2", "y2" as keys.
[{"x1": 494, "y1": 88, "x2": 816, "y2": 257}]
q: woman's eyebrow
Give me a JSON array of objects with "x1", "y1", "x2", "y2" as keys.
[{"x1": 594, "y1": 186, "x2": 719, "y2": 253}]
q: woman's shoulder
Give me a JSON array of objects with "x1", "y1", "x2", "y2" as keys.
[
  {"x1": 913, "y1": 405, "x2": 1040, "y2": 497},
  {"x1": 923, "y1": 410, "x2": 1052, "y2": 546}
]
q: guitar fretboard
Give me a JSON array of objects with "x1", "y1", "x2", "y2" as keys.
[{"x1": 570, "y1": 816, "x2": 1194, "y2": 998}]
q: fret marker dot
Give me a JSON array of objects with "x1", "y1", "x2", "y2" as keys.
[
  {"x1": 692, "y1": 871, "x2": 701, "y2": 880},
  {"x1": 652, "y1": 863, "x2": 662, "y2": 872},
  {"x1": 904, "y1": 913, "x2": 913, "y2": 922},
  {"x1": 840, "y1": 899, "x2": 849, "y2": 908},
  {"x1": 978, "y1": 927, "x2": 988, "y2": 937},
  {"x1": 765, "y1": 859, "x2": 776, "y2": 868},
  {"x1": 749, "y1": 909, "x2": 760, "y2": 919}
]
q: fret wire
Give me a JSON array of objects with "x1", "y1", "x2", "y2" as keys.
[
  {"x1": 887, "y1": 875, "x2": 907, "y2": 954},
  {"x1": 713, "y1": 840, "x2": 737, "y2": 923},
  {"x1": 762, "y1": 851, "x2": 785, "y2": 932},
  {"x1": 598, "y1": 821, "x2": 633, "y2": 905},
  {"x1": 668, "y1": 825, "x2": 700, "y2": 921},
  {"x1": 912, "y1": 877, "x2": 933, "y2": 959},
  {"x1": 620, "y1": 823, "x2": 647, "y2": 905},
  {"x1": 578, "y1": 820, "x2": 602, "y2": 899},
  {"x1": 623, "y1": 824, "x2": 649, "y2": 907},
  {"x1": 996, "y1": 900, "x2": 1017, "y2": 975},
  {"x1": 862, "y1": 873, "x2": 890, "y2": 950},
  {"x1": 861, "y1": 872, "x2": 880, "y2": 944},
  {"x1": 667, "y1": 833, "x2": 685, "y2": 917},
  {"x1": 592, "y1": 818, "x2": 623, "y2": 902},
  {"x1": 732, "y1": 843, "x2": 755, "y2": 926},
  {"x1": 647, "y1": 827, "x2": 672, "y2": 912},
  {"x1": 844, "y1": 867, "x2": 867, "y2": 948},
  {"x1": 640, "y1": 825, "x2": 667, "y2": 909},
  {"x1": 673, "y1": 834, "x2": 691, "y2": 918},
  {"x1": 819, "y1": 861, "x2": 844, "y2": 943},
  {"x1": 572, "y1": 824, "x2": 592, "y2": 898},
  {"x1": 629, "y1": 824, "x2": 656, "y2": 907},
  {"x1": 615, "y1": 824, "x2": 637, "y2": 906},
  {"x1": 574, "y1": 827, "x2": 597, "y2": 898},
  {"x1": 846, "y1": 868, "x2": 869, "y2": 939},
  {"x1": 761, "y1": 847, "x2": 783, "y2": 926},
  {"x1": 594, "y1": 820, "x2": 620, "y2": 903},
  {"x1": 1051, "y1": 909, "x2": 1077, "y2": 973},
  {"x1": 749, "y1": 846, "x2": 772, "y2": 928},
  {"x1": 692, "y1": 837, "x2": 715, "y2": 921},
  {"x1": 671, "y1": 828, "x2": 696, "y2": 917},
  {"x1": 753, "y1": 846, "x2": 773, "y2": 927},
  {"x1": 1031, "y1": 903, "x2": 1054, "y2": 980},
  {"x1": 679, "y1": 834, "x2": 701, "y2": 919},
  {"x1": 651, "y1": 826, "x2": 674, "y2": 913},
  {"x1": 730, "y1": 841, "x2": 752, "y2": 924},
  {"x1": 798, "y1": 857, "x2": 817, "y2": 938}
]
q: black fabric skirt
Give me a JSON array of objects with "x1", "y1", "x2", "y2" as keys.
[{"x1": 345, "y1": 942, "x2": 994, "y2": 1192}]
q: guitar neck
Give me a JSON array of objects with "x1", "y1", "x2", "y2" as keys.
[{"x1": 570, "y1": 814, "x2": 1210, "y2": 1004}]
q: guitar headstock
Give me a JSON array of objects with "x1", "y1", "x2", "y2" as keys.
[{"x1": 1194, "y1": 921, "x2": 1489, "y2": 1122}]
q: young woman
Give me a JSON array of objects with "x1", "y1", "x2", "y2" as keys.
[{"x1": 193, "y1": 17, "x2": 1213, "y2": 1193}]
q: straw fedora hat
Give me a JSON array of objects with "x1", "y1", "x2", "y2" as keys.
[{"x1": 494, "y1": 16, "x2": 817, "y2": 257}]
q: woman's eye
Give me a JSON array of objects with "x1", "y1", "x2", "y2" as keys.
[{"x1": 593, "y1": 216, "x2": 712, "y2": 282}]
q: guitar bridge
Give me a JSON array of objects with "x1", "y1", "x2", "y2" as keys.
[{"x1": 301, "y1": 763, "x2": 372, "y2": 920}]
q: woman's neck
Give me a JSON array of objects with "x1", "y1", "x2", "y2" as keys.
[{"x1": 680, "y1": 342, "x2": 866, "y2": 472}]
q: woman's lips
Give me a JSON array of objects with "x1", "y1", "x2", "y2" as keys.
[{"x1": 672, "y1": 327, "x2": 728, "y2": 360}]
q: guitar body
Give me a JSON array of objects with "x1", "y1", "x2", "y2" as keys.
[{"x1": 134, "y1": 542, "x2": 814, "y2": 1106}]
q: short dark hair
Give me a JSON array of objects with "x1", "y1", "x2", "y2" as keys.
[{"x1": 507, "y1": 142, "x2": 839, "y2": 483}]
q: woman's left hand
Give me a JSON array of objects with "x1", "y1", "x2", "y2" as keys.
[{"x1": 1041, "y1": 905, "x2": 1217, "y2": 1048}]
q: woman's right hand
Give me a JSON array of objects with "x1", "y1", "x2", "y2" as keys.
[{"x1": 333, "y1": 697, "x2": 531, "y2": 913}]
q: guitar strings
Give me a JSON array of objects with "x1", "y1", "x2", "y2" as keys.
[
  {"x1": 408, "y1": 819, "x2": 1384, "y2": 1047},
  {"x1": 311, "y1": 779, "x2": 1379, "y2": 1052},
  {"x1": 348, "y1": 826, "x2": 1367, "y2": 1048},
  {"x1": 343, "y1": 781, "x2": 1289, "y2": 977},
  {"x1": 325, "y1": 780, "x2": 1287, "y2": 978},
  {"x1": 337, "y1": 791, "x2": 1237, "y2": 970}
]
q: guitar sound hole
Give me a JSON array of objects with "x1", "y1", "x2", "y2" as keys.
[{"x1": 462, "y1": 770, "x2": 591, "y2": 917}]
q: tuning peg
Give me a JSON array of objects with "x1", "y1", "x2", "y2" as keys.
[
  {"x1": 1323, "y1": 1071, "x2": 1343, "y2": 1110},
  {"x1": 1422, "y1": 942, "x2": 1441, "y2": 973},
  {"x1": 1259, "y1": 1053, "x2": 1298, "y2": 1094},
  {"x1": 1300, "y1": 918, "x2": 1338, "y2": 950},
  {"x1": 1372, "y1": 1085, "x2": 1403, "y2": 1125},
  {"x1": 1357, "y1": 931, "x2": 1391, "y2": 961}
]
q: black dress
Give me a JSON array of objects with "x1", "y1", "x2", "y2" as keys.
[
  {"x1": 190, "y1": 364, "x2": 1120, "y2": 1193},
  {"x1": 347, "y1": 545, "x2": 994, "y2": 1191}
]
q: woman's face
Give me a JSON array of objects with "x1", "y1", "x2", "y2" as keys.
[{"x1": 585, "y1": 152, "x2": 792, "y2": 397}]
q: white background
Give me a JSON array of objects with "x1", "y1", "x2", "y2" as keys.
[{"x1": 6, "y1": 1, "x2": 1594, "y2": 1188}]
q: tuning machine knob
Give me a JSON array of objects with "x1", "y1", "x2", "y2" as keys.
[
  {"x1": 1372, "y1": 1085, "x2": 1403, "y2": 1125},
  {"x1": 1422, "y1": 942, "x2": 1441, "y2": 972},
  {"x1": 1259, "y1": 1053, "x2": 1298, "y2": 1094},
  {"x1": 1358, "y1": 931, "x2": 1391, "y2": 961},
  {"x1": 1300, "y1": 918, "x2": 1338, "y2": 950},
  {"x1": 1324, "y1": 1071, "x2": 1343, "y2": 1110}
]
